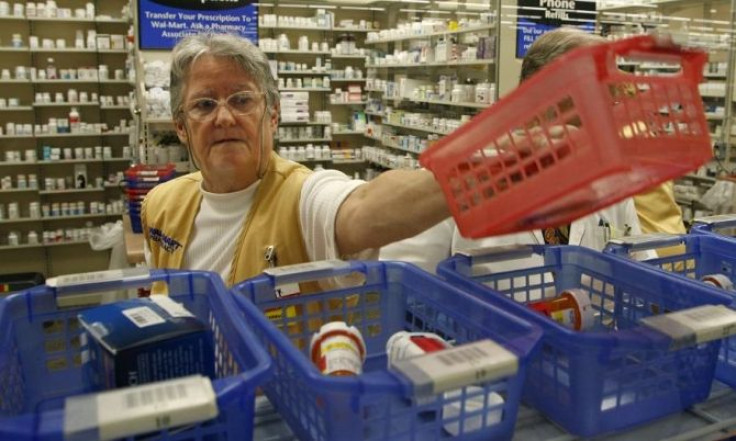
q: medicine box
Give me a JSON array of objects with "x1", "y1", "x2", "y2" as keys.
[{"x1": 78, "y1": 295, "x2": 215, "y2": 391}]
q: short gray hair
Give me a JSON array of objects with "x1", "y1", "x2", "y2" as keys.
[
  {"x1": 170, "y1": 33, "x2": 278, "y2": 120},
  {"x1": 520, "y1": 27, "x2": 604, "y2": 83}
]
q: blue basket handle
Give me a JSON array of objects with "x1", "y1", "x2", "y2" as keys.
[
  {"x1": 692, "y1": 214, "x2": 736, "y2": 232},
  {"x1": 603, "y1": 233, "x2": 685, "y2": 257},
  {"x1": 639, "y1": 304, "x2": 736, "y2": 351}
]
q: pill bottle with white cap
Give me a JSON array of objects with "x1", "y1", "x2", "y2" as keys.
[{"x1": 310, "y1": 321, "x2": 366, "y2": 376}]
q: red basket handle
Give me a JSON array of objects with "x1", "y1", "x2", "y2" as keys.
[{"x1": 595, "y1": 34, "x2": 707, "y2": 85}]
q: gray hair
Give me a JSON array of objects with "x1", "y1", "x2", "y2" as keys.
[
  {"x1": 520, "y1": 27, "x2": 605, "y2": 83},
  {"x1": 170, "y1": 33, "x2": 278, "y2": 120}
]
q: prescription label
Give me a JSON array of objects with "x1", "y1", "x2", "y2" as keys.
[
  {"x1": 640, "y1": 304, "x2": 736, "y2": 350},
  {"x1": 391, "y1": 339, "x2": 518, "y2": 397}
]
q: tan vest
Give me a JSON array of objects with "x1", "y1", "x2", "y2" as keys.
[
  {"x1": 633, "y1": 181, "x2": 686, "y2": 258},
  {"x1": 142, "y1": 152, "x2": 315, "y2": 287}
]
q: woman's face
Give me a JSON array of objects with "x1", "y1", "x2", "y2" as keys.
[{"x1": 175, "y1": 55, "x2": 278, "y2": 192}]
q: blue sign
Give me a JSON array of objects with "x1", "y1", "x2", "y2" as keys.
[
  {"x1": 515, "y1": 0, "x2": 596, "y2": 59},
  {"x1": 138, "y1": 0, "x2": 258, "y2": 50}
]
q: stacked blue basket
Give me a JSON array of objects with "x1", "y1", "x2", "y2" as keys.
[
  {"x1": 125, "y1": 164, "x2": 176, "y2": 233},
  {"x1": 604, "y1": 232, "x2": 736, "y2": 388},
  {"x1": 437, "y1": 245, "x2": 734, "y2": 438},
  {"x1": 0, "y1": 269, "x2": 271, "y2": 441},
  {"x1": 231, "y1": 260, "x2": 543, "y2": 441}
]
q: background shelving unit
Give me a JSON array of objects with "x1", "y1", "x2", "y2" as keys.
[{"x1": 0, "y1": 0, "x2": 134, "y2": 276}]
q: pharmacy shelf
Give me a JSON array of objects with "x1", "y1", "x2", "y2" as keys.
[
  {"x1": 145, "y1": 118, "x2": 174, "y2": 125},
  {"x1": 33, "y1": 102, "x2": 100, "y2": 107},
  {"x1": 0, "y1": 161, "x2": 35, "y2": 167},
  {"x1": 43, "y1": 213, "x2": 120, "y2": 221},
  {"x1": 0, "y1": 79, "x2": 30, "y2": 84},
  {"x1": 383, "y1": 121, "x2": 451, "y2": 136},
  {"x1": 330, "y1": 54, "x2": 367, "y2": 59},
  {"x1": 382, "y1": 139, "x2": 423, "y2": 155},
  {"x1": 0, "y1": 47, "x2": 28, "y2": 52},
  {"x1": 35, "y1": 131, "x2": 130, "y2": 139},
  {"x1": 39, "y1": 188, "x2": 105, "y2": 195},
  {"x1": 263, "y1": 49, "x2": 331, "y2": 55},
  {"x1": 330, "y1": 78, "x2": 367, "y2": 82},
  {"x1": 276, "y1": 137, "x2": 331, "y2": 143},
  {"x1": 0, "y1": 15, "x2": 26, "y2": 21},
  {"x1": 0, "y1": 217, "x2": 41, "y2": 225},
  {"x1": 366, "y1": 59, "x2": 494, "y2": 69},
  {"x1": 0, "y1": 188, "x2": 37, "y2": 194},
  {"x1": 38, "y1": 158, "x2": 131, "y2": 165},
  {"x1": 389, "y1": 96, "x2": 489, "y2": 109},
  {"x1": 28, "y1": 16, "x2": 95, "y2": 23},
  {"x1": 333, "y1": 130, "x2": 364, "y2": 135},
  {"x1": 329, "y1": 101, "x2": 368, "y2": 105},
  {"x1": 100, "y1": 105, "x2": 130, "y2": 110},
  {"x1": 279, "y1": 121, "x2": 330, "y2": 126},
  {"x1": 331, "y1": 159, "x2": 365, "y2": 164},
  {"x1": 99, "y1": 80, "x2": 130, "y2": 84},
  {"x1": 599, "y1": 0, "x2": 697, "y2": 12},
  {"x1": 31, "y1": 48, "x2": 97, "y2": 53},
  {"x1": 277, "y1": 70, "x2": 329, "y2": 75},
  {"x1": 95, "y1": 17, "x2": 130, "y2": 24},
  {"x1": 0, "y1": 240, "x2": 92, "y2": 251},
  {"x1": 706, "y1": 114, "x2": 726, "y2": 121},
  {"x1": 260, "y1": 25, "x2": 374, "y2": 33},
  {"x1": 0, "y1": 106, "x2": 32, "y2": 111},
  {"x1": 0, "y1": 134, "x2": 34, "y2": 139},
  {"x1": 365, "y1": 23, "x2": 495, "y2": 45},
  {"x1": 366, "y1": 110, "x2": 384, "y2": 117},
  {"x1": 97, "y1": 49, "x2": 128, "y2": 54},
  {"x1": 279, "y1": 87, "x2": 331, "y2": 92}
]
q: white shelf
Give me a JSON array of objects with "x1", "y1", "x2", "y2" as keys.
[
  {"x1": 34, "y1": 79, "x2": 99, "y2": 84},
  {"x1": 277, "y1": 70, "x2": 328, "y2": 75},
  {"x1": 28, "y1": 16, "x2": 95, "y2": 23},
  {"x1": 706, "y1": 114, "x2": 725, "y2": 121},
  {"x1": 330, "y1": 54, "x2": 367, "y2": 59},
  {"x1": 0, "y1": 47, "x2": 28, "y2": 52},
  {"x1": 0, "y1": 79, "x2": 30, "y2": 84},
  {"x1": 383, "y1": 121, "x2": 451, "y2": 136},
  {"x1": 0, "y1": 217, "x2": 41, "y2": 224},
  {"x1": 365, "y1": 23, "x2": 495, "y2": 45},
  {"x1": 0, "y1": 240, "x2": 92, "y2": 251},
  {"x1": 38, "y1": 158, "x2": 131, "y2": 165},
  {"x1": 279, "y1": 121, "x2": 330, "y2": 126},
  {"x1": 389, "y1": 97, "x2": 489, "y2": 109},
  {"x1": 279, "y1": 87, "x2": 331, "y2": 92},
  {"x1": 101, "y1": 105, "x2": 130, "y2": 110},
  {"x1": 0, "y1": 188, "x2": 37, "y2": 194},
  {"x1": 276, "y1": 137, "x2": 331, "y2": 143},
  {"x1": 367, "y1": 59, "x2": 494, "y2": 69},
  {"x1": 0, "y1": 161, "x2": 35, "y2": 167},
  {"x1": 145, "y1": 118, "x2": 173, "y2": 125},
  {"x1": 260, "y1": 25, "x2": 374, "y2": 33},
  {"x1": 95, "y1": 17, "x2": 130, "y2": 24},
  {"x1": 43, "y1": 213, "x2": 120, "y2": 221},
  {"x1": 330, "y1": 78, "x2": 367, "y2": 82},
  {"x1": 99, "y1": 80, "x2": 130, "y2": 84},
  {"x1": 0, "y1": 15, "x2": 26, "y2": 21},
  {"x1": 31, "y1": 48, "x2": 96, "y2": 53},
  {"x1": 35, "y1": 131, "x2": 130, "y2": 138},
  {"x1": 97, "y1": 49, "x2": 128, "y2": 54},
  {"x1": 383, "y1": 141, "x2": 423, "y2": 155},
  {"x1": 34, "y1": 102, "x2": 100, "y2": 107},
  {"x1": 39, "y1": 188, "x2": 104, "y2": 195},
  {"x1": 263, "y1": 49, "x2": 331, "y2": 55},
  {"x1": 0, "y1": 134, "x2": 34, "y2": 139},
  {"x1": 333, "y1": 130, "x2": 364, "y2": 135},
  {"x1": 329, "y1": 101, "x2": 368, "y2": 105},
  {"x1": 0, "y1": 106, "x2": 32, "y2": 111}
]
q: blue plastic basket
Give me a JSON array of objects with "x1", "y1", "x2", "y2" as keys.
[
  {"x1": 691, "y1": 214, "x2": 736, "y2": 239},
  {"x1": 231, "y1": 260, "x2": 543, "y2": 441},
  {"x1": 604, "y1": 233, "x2": 736, "y2": 388},
  {"x1": 0, "y1": 269, "x2": 271, "y2": 441},
  {"x1": 437, "y1": 245, "x2": 734, "y2": 438}
]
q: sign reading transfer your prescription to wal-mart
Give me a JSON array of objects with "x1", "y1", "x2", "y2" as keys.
[
  {"x1": 138, "y1": 0, "x2": 258, "y2": 50},
  {"x1": 516, "y1": 0, "x2": 597, "y2": 59}
]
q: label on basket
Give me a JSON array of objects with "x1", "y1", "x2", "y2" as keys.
[
  {"x1": 150, "y1": 295, "x2": 194, "y2": 318},
  {"x1": 48, "y1": 268, "x2": 150, "y2": 288},
  {"x1": 263, "y1": 260, "x2": 350, "y2": 277},
  {"x1": 640, "y1": 305, "x2": 736, "y2": 350},
  {"x1": 64, "y1": 375, "x2": 218, "y2": 441},
  {"x1": 391, "y1": 339, "x2": 518, "y2": 397}
]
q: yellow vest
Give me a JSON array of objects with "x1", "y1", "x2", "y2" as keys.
[
  {"x1": 141, "y1": 152, "x2": 313, "y2": 287},
  {"x1": 633, "y1": 181, "x2": 686, "y2": 257}
]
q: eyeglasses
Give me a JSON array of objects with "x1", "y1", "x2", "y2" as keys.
[{"x1": 183, "y1": 91, "x2": 264, "y2": 121}]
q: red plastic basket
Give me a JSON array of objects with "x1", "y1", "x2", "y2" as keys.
[{"x1": 420, "y1": 35, "x2": 710, "y2": 238}]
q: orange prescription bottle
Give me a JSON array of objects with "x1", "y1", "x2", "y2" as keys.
[
  {"x1": 701, "y1": 274, "x2": 734, "y2": 291},
  {"x1": 527, "y1": 289, "x2": 594, "y2": 331},
  {"x1": 310, "y1": 321, "x2": 366, "y2": 376}
]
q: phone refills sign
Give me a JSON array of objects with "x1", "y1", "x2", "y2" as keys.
[
  {"x1": 138, "y1": 0, "x2": 258, "y2": 50},
  {"x1": 515, "y1": 0, "x2": 597, "y2": 59}
]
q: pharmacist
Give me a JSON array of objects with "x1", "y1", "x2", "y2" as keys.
[
  {"x1": 382, "y1": 28, "x2": 662, "y2": 272},
  {"x1": 142, "y1": 33, "x2": 453, "y2": 288}
]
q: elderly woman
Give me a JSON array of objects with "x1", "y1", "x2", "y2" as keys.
[{"x1": 142, "y1": 33, "x2": 449, "y2": 287}]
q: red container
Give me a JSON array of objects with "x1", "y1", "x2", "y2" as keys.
[
  {"x1": 124, "y1": 163, "x2": 176, "y2": 179},
  {"x1": 420, "y1": 35, "x2": 710, "y2": 238}
]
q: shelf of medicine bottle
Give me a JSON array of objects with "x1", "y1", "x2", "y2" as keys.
[
  {"x1": 363, "y1": 133, "x2": 383, "y2": 143},
  {"x1": 333, "y1": 130, "x2": 364, "y2": 135},
  {"x1": 34, "y1": 102, "x2": 100, "y2": 107},
  {"x1": 263, "y1": 49, "x2": 332, "y2": 55},
  {"x1": 0, "y1": 188, "x2": 37, "y2": 194},
  {"x1": 32, "y1": 79, "x2": 131, "y2": 85},
  {"x1": 0, "y1": 240, "x2": 92, "y2": 251},
  {"x1": 366, "y1": 59, "x2": 494, "y2": 69},
  {"x1": 99, "y1": 80, "x2": 130, "y2": 84},
  {"x1": 145, "y1": 118, "x2": 174, "y2": 125},
  {"x1": 0, "y1": 106, "x2": 32, "y2": 111},
  {"x1": 331, "y1": 159, "x2": 365, "y2": 164},
  {"x1": 704, "y1": 73, "x2": 727, "y2": 79},
  {"x1": 0, "y1": 47, "x2": 29, "y2": 52},
  {"x1": 366, "y1": 158, "x2": 400, "y2": 170},
  {"x1": 101, "y1": 105, "x2": 130, "y2": 110},
  {"x1": 0, "y1": 134, "x2": 34, "y2": 139},
  {"x1": 329, "y1": 101, "x2": 368, "y2": 105},
  {"x1": 389, "y1": 96, "x2": 490, "y2": 109},
  {"x1": 259, "y1": 25, "x2": 374, "y2": 33},
  {"x1": 382, "y1": 141, "x2": 423, "y2": 155},
  {"x1": 279, "y1": 87, "x2": 331, "y2": 92},
  {"x1": 706, "y1": 114, "x2": 725, "y2": 121},
  {"x1": 275, "y1": 137, "x2": 331, "y2": 143},
  {"x1": 277, "y1": 70, "x2": 330, "y2": 75},
  {"x1": 330, "y1": 78, "x2": 366, "y2": 83},
  {"x1": 31, "y1": 48, "x2": 98, "y2": 53},
  {"x1": 365, "y1": 110, "x2": 384, "y2": 117},
  {"x1": 330, "y1": 54, "x2": 367, "y2": 59},
  {"x1": 33, "y1": 131, "x2": 130, "y2": 139},
  {"x1": 0, "y1": 161, "x2": 36, "y2": 167},
  {"x1": 382, "y1": 121, "x2": 452, "y2": 136},
  {"x1": 95, "y1": 18, "x2": 130, "y2": 24},
  {"x1": 0, "y1": 15, "x2": 26, "y2": 22},
  {"x1": 365, "y1": 23, "x2": 495, "y2": 45},
  {"x1": 0, "y1": 80, "x2": 30, "y2": 84},
  {"x1": 279, "y1": 121, "x2": 330, "y2": 126},
  {"x1": 39, "y1": 188, "x2": 106, "y2": 195},
  {"x1": 28, "y1": 16, "x2": 96, "y2": 23},
  {"x1": 43, "y1": 213, "x2": 120, "y2": 222},
  {"x1": 37, "y1": 158, "x2": 131, "y2": 165}
]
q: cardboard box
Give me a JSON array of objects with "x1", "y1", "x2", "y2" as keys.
[{"x1": 79, "y1": 295, "x2": 214, "y2": 390}]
